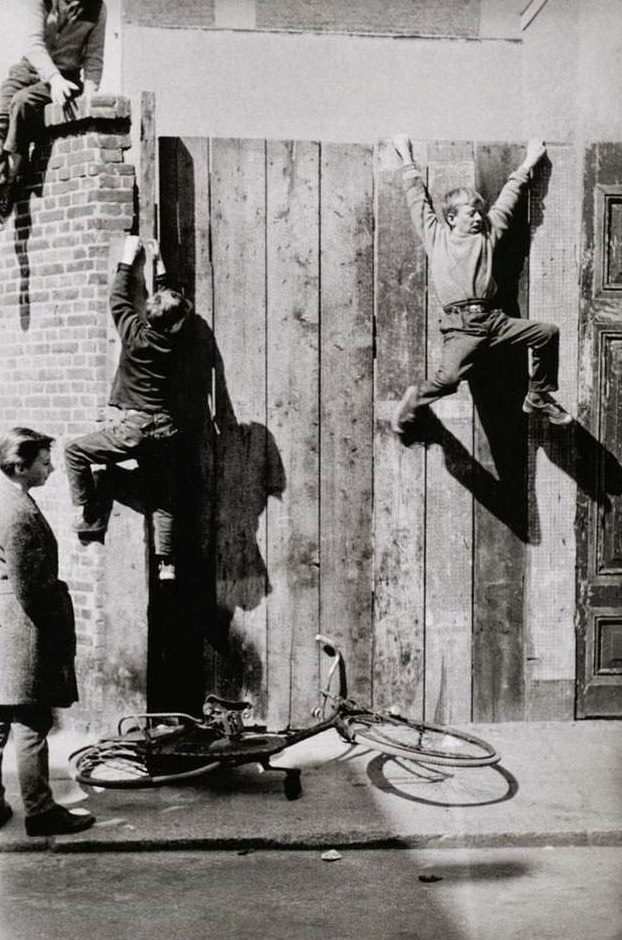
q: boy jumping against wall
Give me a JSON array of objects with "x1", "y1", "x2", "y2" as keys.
[
  {"x1": 391, "y1": 136, "x2": 572, "y2": 435},
  {"x1": 64, "y1": 236, "x2": 192, "y2": 582},
  {"x1": 0, "y1": 0, "x2": 106, "y2": 225}
]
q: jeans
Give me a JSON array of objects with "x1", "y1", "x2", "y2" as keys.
[
  {"x1": 0, "y1": 706, "x2": 55, "y2": 817},
  {"x1": 64, "y1": 409, "x2": 179, "y2": 557},
  {"x1": 408, "y1": 303, "x2": 560, "y2": 411}
]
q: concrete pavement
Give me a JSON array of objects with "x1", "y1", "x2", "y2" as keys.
[{"x1": 0, "y1": 721, "x2": 620, "y2": 853}]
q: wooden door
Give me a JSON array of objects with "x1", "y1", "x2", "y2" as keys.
[{"x1": 577, "y1": 143, "x2": 622, "y2": 717}]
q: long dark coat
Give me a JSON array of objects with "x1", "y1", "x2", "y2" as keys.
[{"x1": 0, "y1": 473, "x2": 78, "y2": 706}]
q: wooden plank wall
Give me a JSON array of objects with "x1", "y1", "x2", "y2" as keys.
[{"x1": 159, "y1": 136, "x2": 579, "y2": 725}]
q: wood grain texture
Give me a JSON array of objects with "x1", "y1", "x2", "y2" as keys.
[
  {"x1": 372, "y1": 140, "x2": 426, "y2": 715},
  {"x1": 471, "y1": 142, "x2": 528, "y2": 722},
  {"x1": 423, "y1": 142, "x2": 475, "y2": 724},
  {"x1": 523, "y1": 144, "x2": 578, "y2": 721},
  {"x1": 265, "y1": 140, "x2": 321, "y2": 727},
  {"x1": 319, "y1": 142, "x2": 375, "y2": 702},
  {"x1": 210, "y1": 138, "x2": 269, "y2": 716}
]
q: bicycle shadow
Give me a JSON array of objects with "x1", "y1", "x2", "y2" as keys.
[{"x1": 366, "y1": 752, "x2": 519, "y2": 808}]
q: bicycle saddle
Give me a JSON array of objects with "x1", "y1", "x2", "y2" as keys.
[{"x1": 203, "y1": 694, "x2": 252, "y2": 713}]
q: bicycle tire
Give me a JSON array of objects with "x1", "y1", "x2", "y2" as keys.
[
  {"x1": 70, "y1": 730, "x2": 298, "y2": 789},
  {"x1": 344, "y1": 713, "x2": 499, "y2": 767},
  {"x1": 70, "y1": 740, "x2": 222, "y2": 788}
]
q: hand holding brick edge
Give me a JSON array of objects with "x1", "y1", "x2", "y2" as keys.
[{"x1": 49, "y1": 72, "x2": 80, "y2": 106}]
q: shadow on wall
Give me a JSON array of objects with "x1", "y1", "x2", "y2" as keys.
[
  {"x1": 151, "y1": 137, "x2": 286, "y2": 715},
  {"x1": 401, "y1": 153, "x2": 622, "y2": 542},
  {"x1": 12, "y1": 139, "x2": 52, "y2": 331}
]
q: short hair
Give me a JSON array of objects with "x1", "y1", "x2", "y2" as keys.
[
  {"x1": 145, "y1": 289, "x2": 193, "y2": 332},
  {"x1": 442, "y1": 187, "x2": 485, "y2": 222},
  {"x1": 0, "y1": 427, "x2": 54, "y2": 477}
]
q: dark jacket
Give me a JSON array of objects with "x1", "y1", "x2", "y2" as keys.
[
  {"x1": 0, "y1": 473, "x2": 77, "y2": 707},
  {"x1": 108, "y1": 265, "x2": 182, "y2": 414}
]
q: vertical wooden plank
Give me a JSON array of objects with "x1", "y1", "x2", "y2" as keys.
[
  {"x1": 139, "y1": 92, "x2": 156, "y2": 242},
  {"x1": 320, "y1": 143, "x2": 374, "y2": 700},
  {"x1": 424, "y1": 142, "x2": 475, "y2": 724},
  {"x1": 372, "y1": 140, "x2": 426, "y2": 715},
  {"x1": 524, "y1": 143, "x2": 579, "y2": 720},
  {"x1": 210, "y1": 138, "x2": 269, "y2": 716},
  {"x1": 471, "y1": 142, "x2": 529, "y2": 721},
  {"x1": 266, "y1": 140, "x2": 321, "y2": 728}
]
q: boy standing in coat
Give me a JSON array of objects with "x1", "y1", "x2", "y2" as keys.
[
  {"x1": 391, "y1": 136, "x2": 572, "y2": 435},
  {"x1": 0, "y1": 427, "x2": 95, "y2": 836},
  {"x1": 64, "y1": 236, "x2": 191, "y2": 581},
  {"x1": 0, "y1": 0, "x2": 106, "y2": 224}
]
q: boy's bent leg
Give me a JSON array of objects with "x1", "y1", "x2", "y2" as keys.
[
  {"x1": 65, "y1": 422, "x2": 142, "y2": 533},
  {"x1": 392, "y1": 331, "x2": 485, "y2": 434},
  {"x1": 488, "y1": 314, "x2": 572, "y2": 425}
]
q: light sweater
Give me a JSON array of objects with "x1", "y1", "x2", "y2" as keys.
[
  {"x1": 402, "y1": 163, "x2": 530, "y2": 308},
  {"x1": 21, "y1": 0, "x2": 106, "y2": 85}
]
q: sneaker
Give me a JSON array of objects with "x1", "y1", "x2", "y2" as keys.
[
  {"x1": 25, "y1": 804, "x2": 95, "y2": 837},
  {"x1": 391, "y1": 385, "x2": 420, "y2": 435},
  {"x1": 522, "y1": 392, "x2": 572, "y2": 426},
  {"x1": 71, "y1": 505, "x2": 107, "y2": 536},
  {"x1": 157, "y1": 559, "x2": 176, "y2": 581},
  {"x1": 0, "y1": 802, "x2": 12, "y2": 828}
]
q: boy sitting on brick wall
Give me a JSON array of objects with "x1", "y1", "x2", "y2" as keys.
[
  {"x1": 391, "y1": 136, "x2": 572, "y2": 435},
  {"x1": 0, "y1": 0, "x2": 106, "y2": 225},
  {"x1": 64, "y1": 236, "x2": 192, "y2": 582}
]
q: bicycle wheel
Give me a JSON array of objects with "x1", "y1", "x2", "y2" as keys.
[
  {"x1": 69, "y1": 739, "x2": 221, "y2": 789},
  {"x1": 344, "y1": 713, "x2": 499, "y2": 767}
]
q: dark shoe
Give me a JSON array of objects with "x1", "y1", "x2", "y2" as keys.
[
  {"x1": 0, "y1": 802, "x2": 12, "y2": 828},
  {"x1": 0, "y1": 178, "x2": 17, "y2": 226},
  {"x1": 71, "y1": 505, "x2": 107, "y2": 536},
  {"x1": 25, "y1": 804, "x2": 95, "y2": 837},
  {"x1": 522, "y1": 392, "x2": 572, "y2": 426},
  {"x1": 391, "y1": 385, "x2": 420, "y2": 435}
]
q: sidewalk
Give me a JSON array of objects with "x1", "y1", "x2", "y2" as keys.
[{"x1": 0, "y1": 721, "x2": 620, "y2": 853}]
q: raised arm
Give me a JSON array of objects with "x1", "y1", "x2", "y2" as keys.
[
  {"x1": 488, "y1": 138, "x2": 546, "y2": 240},
  {"x1": 110, "y1": 235, "x2": 144, "y2": 344},
  {"x1": 393, "y1": 136, "x2": 439, "y2": 252}
]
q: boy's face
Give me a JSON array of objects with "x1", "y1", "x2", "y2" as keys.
[{"x1": 448, "y1": 200, "x2": 485, "y2": 236}]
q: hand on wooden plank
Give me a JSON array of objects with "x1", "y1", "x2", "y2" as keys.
[{"x1": 393, "y1": 135, "x2": 415, "y2": 165}]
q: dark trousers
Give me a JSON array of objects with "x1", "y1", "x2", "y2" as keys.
[
  {"x1": 64, "y1": 409, "x2": 178, "y2": 558},
  {"x1": 0, "y1": 705, "x2": 55, "y2": 818},
  {"x1": 410, "y1": 304, "x2": 560, "y2": 410},
  {"x1": 0, "y1": 59, "x2": 81, "y2": 180}
]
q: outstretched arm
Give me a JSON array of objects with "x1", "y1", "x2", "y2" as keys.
[
  {"x1": 393, "y1": 135, "x2": 439, "y2": 251},
  {"x1": 146, "y1": 238, "x2": 168, "y2": 289},
  {"x1": 488, "y1": 138, "x2": 547, "y2": 239},
  {"x1": 110, "y1": 236, "x2": 144, "y2": 343}
]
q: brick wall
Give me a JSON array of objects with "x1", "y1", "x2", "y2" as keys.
[{"x1": 0, "y1": 95, "x2": 148, "y2": 732}]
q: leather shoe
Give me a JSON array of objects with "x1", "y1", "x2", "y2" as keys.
[
  {"x1": 0, "y1": 802, "x2": 12, "y2": 828},
  {"x1": 25, "y1": 804, "x2": 95, "y2": 837}
]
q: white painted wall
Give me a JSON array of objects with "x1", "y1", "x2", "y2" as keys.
[{"x1": 121, "y1": 26, "x2": 523, "y2": 143}]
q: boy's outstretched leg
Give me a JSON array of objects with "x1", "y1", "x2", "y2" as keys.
[{"x1": 392, "y1": 331, "x2": 485, "y2": 435}]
